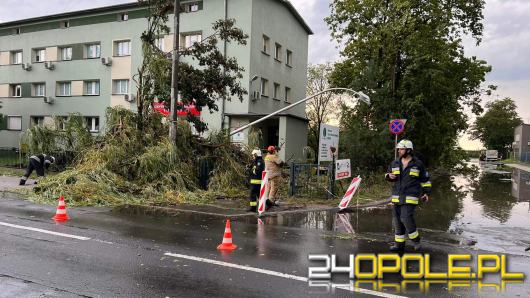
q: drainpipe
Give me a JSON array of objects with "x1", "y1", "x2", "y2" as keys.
[{"x1": 220, "y1": 0, "x2": 228, "y2": 130}]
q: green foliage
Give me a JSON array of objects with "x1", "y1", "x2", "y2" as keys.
[
  {"x1": 471, "y1": 98, "x2": 522, "y2": 157},
  {"x1": 326, "y1": 0, "x2": 492, "y2": 169},
  {"x1": 22, "y1": 114, "x2": 94, "y2": 162},
  {"x1": 306, "y1": 64, "x2": 343, "y2": 162},
  {"x1": 136, "y1": 0, "x2": 248, "y2": 133},
  {"x1": 34, "y1": 108, "x2": 248, "y2": 206}
]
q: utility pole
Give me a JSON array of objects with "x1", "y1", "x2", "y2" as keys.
[{"x1": 169, "y1": 0, "x2": 180, "y2": 142}]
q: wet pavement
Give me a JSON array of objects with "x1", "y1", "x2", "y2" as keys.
[{"x1": 0, "y1": 159, "x2": 529, "y2": 297}]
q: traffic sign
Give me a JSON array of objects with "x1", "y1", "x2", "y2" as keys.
[{"x1": 389, "y1": 119, "x2": 406, "y2": 135}]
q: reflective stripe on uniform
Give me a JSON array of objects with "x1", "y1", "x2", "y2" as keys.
[
  {"x1": 250, "y1": 179, "x2": 262, "y2": 185},
  {"x1": 421, "y1": 181, "x2": 432, "y2": 188},
  {"x1": 405, "y1": 196, "x2": 419, "y2": 204},
  {"x1": 409, "y1": 230, "x2": 419, "y2": 239},
  {"x1": 249, "y1": 201, "x2": 257, "y2": 206},
  {"x1": 392, "y1": 167, "x2": 400, "y2": 175},
  {"x1": 391, "y1": 195, "x2": 400, "y2": 203},
  {"x1": 395, "y1": 235, "x2": 406, "y2": 242},
  {"x1": 20, "y1": 176, "x2": 27, "y2": 180},
  {"x1": 30, "y1": 156, "x2": 41, "y2": 163},
  {"x1": 409, "y1": 168, "x2": 420, "y2": 177}
]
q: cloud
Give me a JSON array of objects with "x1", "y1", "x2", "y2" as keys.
[{"x1": 290, "y1": 0, "x2": 340, "y2": 64}]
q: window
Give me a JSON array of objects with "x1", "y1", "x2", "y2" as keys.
[
  {"x1": 275, "y1": 43, "x2": 282, "y2": 61},
  {"x1": 286, "y1": 50, "x2": 293, "y2": 66},
  {"x1": 285, "y1": 86, "x2": 291, "y2": 102},
  {"x1": 183, "y1": 34, "x2": 202, "y2": 48},
  {"x1": 84, "y1": 81, "x2": 100, "y2": 95},
  {"x1": 260, "y1": 78, "x2": 268, "y2": 97},
  {"x1": 119, "y1": 13, "x2": 129, "y2": 21},
  {"x1": 10, "y1": 85, "x2": 21, "y2": 97},
  {"x1": 30, "y1": 116, "x2": 45, "y2": 127},
  {"x1": 86, "y1": 44, "x2": 101, "y2": 58},
  {"x1": 155, "y1": 37, "x2": 165, "y2": 51},
  {"x1": 33, "y1": 83, "x2": 45, "y2": 97},
  {"x1": 57, "y1": 82, "x2": 71, "y2": 96},
  {"x1": 182, "y1": 1, "x2": 202, "y2": 12},
  {"x1": 273, "y1": 83, "x2": 280, "y2": 100},
  {"x1": 13, "y1": 28, "x2": 21, "y2": 35},
  {"x1": 113, "y1": 79, "x2": 129, "y2": 94},
  {"x1": 115, "y1": 40, "x2": 131, "y2": 56},
  {"x1": 262, "y1": 35, "x2": 270, "y2": 54},
  {"x1": 85, "y1": 117, "x2": 100, "y2": 133},
  {"x1": 60, "y1": 21, "x2": 70, "y2": 28},
  {"x1": 11, "y1": 51, "x2": 22, "y2": 64},
  {"x1": 60, "y1": 47, "x2": 72, "y2": 60},
  {"x1": 34, "y1": 49, "x2": 46, "y2": 62},
  {"x1": 7, "y1": 116, "x2": 22, "y2": 131}
]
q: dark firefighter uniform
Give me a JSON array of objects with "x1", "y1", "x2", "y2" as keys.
[
  {"x1": 248, "y1": 155, "x2": 265, "y2": 212},
  {"x1": 385, "y1": 156, "x2": 432, "y2": 246},
  {"x1": 19, "y1": 154, "x2": 55, "y2": 185}
]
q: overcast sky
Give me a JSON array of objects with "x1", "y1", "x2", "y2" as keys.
[{"x1": 1, "y1": 0, "x2": 528, "y2": 150}]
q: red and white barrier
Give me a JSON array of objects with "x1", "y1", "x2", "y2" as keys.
[
  {"x1": 338, "y1": 175, "x2": 362, "y2": 210},
  {"x1": 257, "y1": 171, "x2": 269, "y2": 215}
]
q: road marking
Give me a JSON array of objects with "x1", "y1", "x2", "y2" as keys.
[
  {"x1": 164, "y1": 252, "x2": 406, "y2": 298},
  {"x1": 0, "y1": 221, "x2": 90, "y2": 241}
]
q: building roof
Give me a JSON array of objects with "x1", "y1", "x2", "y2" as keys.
[
  {"x1": 0, "y1": 2, "x2": 142, "y2": 28},
  {"x1": 0, "y1": 1, "x2": 313, "y2": 34}
]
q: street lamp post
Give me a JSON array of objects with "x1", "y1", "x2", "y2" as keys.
[{"x1": 229, "y1": 88, "x2": 370, "y2": 136}]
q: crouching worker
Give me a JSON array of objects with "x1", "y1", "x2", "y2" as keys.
[{"x1": 19, "y1": 154, "x2": 55, "y2": 185}]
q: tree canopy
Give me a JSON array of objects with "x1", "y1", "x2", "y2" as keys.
[
  {"x1": 471, "y1": 98, "x2": 522, "y2": 156},
  {"x1": 326, "y1": 0, "x2": 492, "y2": 168},
  {"x1": 136, "y1": 0, "x2": 248, "y2": 133}
]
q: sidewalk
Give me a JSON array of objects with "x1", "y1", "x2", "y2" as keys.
[
  {"x1": 506, "y1": 163, "x2": 530, "y2": 172},
  {"x1": 0, "y1": 176, "x2": 36, "y2": 192}
]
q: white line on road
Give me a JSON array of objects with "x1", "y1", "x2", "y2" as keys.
[
  {"x1": 0, "y1": 221, "x2": 91, "y2": 241},
  {"x1": 164, "y1": 252, "x2": 407, "y2": 298}
]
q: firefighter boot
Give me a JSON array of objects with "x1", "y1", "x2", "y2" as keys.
[
  {"x1": 19, "y1": 179, "x2": 26, "y2": 186},
  {"x1": 390, "y1": 242, "x2": 405, "y2": 252}
]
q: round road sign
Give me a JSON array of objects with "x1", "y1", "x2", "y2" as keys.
[{"x1": 389, "y1": 119, "x2": 405, "y2": 135}]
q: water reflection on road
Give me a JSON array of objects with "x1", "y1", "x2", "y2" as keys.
[{"x1": 265, "y1": 160, "x2": 530, "y2": 255}]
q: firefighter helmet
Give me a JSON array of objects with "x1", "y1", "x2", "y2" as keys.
[
  {"x1": 251, "y1": 149, "x2": 262, "y2": 157},
  {"x1": 396, "y1": 139, "x2": 414, "y2": 150}
]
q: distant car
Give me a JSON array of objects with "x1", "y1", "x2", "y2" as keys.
[{"x1": 485, "y1": 150, "x2": 499, "y2": 162}]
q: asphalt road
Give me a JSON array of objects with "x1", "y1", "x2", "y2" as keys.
[{"x1": 0, "y1": 194, "x2": 529, "y2": 297}]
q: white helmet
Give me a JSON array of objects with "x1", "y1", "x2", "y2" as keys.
[
  {"x1": 251, "y1": 149, "x2": 262, "y2": 157},
  {"x1": 396, "y1": 139, "x2": 414, "y2": 150}
]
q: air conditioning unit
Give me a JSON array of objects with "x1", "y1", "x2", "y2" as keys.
[
  {"x1": 101, "y1": 57, "x2": 112, "y2": 66},
  {"x1": 21, "y1": 63, "x2": 32, "y2": 71},
  {"x1": 44, "y1": 61, "x2": 55, "y2": 70},
  {"x1": 43, "y1": 96, "x2": 54, "y2": 104},
  {"x1": 124, "y1": 93, "x2": 136, "y2": 102},
  {"x1": 252, "y1": 91, "x2": 261, "y2": 101}
]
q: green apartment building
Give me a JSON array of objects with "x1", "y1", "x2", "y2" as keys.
[{"x1": 0, "y1": 0, "x2": 311, "y2": 161}]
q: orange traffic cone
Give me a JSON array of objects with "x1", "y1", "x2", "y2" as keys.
[
  {"x1": 217, "y1": 219, "x2": 237, "y2": 251},
  {"x1": 52, "y1": 195, "x2": 69, "y2": 222}
]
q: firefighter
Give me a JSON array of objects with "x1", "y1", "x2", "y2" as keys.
[
  {"x1": 19, "y1": 154, "x2": 56, "y2": 185},
  {"x1": 264, "y1": 145, "x2": 284, "y2": 206},
  {"x1": 247, "y1": 149, "x2": 265, "y2": 212},
  {"x1": 385, "y1": 140, "x2": 432, "y2": 252}
]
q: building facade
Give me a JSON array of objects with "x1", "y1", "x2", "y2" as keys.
[
  {"x1": 0, "y1": 0, "x2": 311, "y2": 160},
  {"x1": 513, "y1": 124, "x2": 530, "y2": 162}
]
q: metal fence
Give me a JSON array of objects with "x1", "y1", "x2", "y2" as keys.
[
  {"x1": 0, "y1": 147, "x2": 24, "y2": 168},
  {"x1": 288, "y1": 162, "x2": 332, "y2": 198}
]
